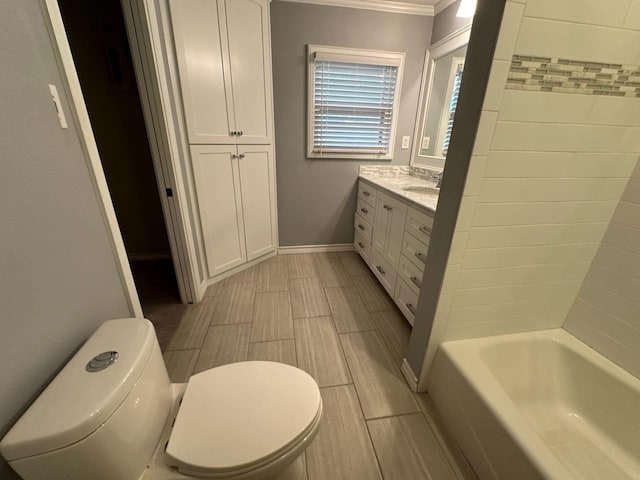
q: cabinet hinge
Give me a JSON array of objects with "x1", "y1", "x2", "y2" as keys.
[{"x1": 166, "y1": 187, "x2": 173, "y2": 197}]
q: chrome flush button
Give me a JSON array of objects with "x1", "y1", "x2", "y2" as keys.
[{"x1": 86, "y1": 351, "x2": 119, "y2": 372}]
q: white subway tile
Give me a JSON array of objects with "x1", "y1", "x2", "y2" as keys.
[
  {"x1": 484, "y1": 151, "x2": 574, "y2": 178},
  {"x1": 602, "y1": 222, "x2": 640, "y2": 253},
  {"x1": 524, "y1": 0, "x2": 632, "y2": 28},
  {"x1": 623, "y1": 0, "x2": 640, "y2": 29},
  {"x1": 569, "y1": 153, "x2": 639, "y2": 178},
  {"x1": 456, "y1": 263, "x2": 569, "y2": 289},
  {"x1": 495, "y1": 2, "x2": 526, "y2": 61},
  {"x1": 441, "y1": 264, "x2": 460, "y2": 294},
  {"x1": 463, "y1": 156, "x2": 487, "y2": 196},
  {"x1": 612, "y1": 201, "x2": 640, "y2": 228},
  {"x1": 448, "y1": 231, "x2": 469, "y2": 265},
  {"x1": 620, "y1": 178, "x2": 640, "y2": 204},
  {"x1": 483, "y1": 60, "x2": 510, "y2": 111},
  {"x1": 593, "y1": 243, "x2": 640, "y2": 279},
  {"x1": 563, "y1": 261, "x2": 592, "y2": 280},
  {"x1": 477, "y1": 178, "x2": 625, "y2": 203},
  {"x1": 560, "y1": 222, "x2": 609, "y2": 244},
  {"x1": 455, "y1": 195, "x2": 477, "y2": 232},
  {"x1": 590, "y1": 97, "x2": 640, "y2": 127},
  {"x1": 472, "y1": 111, "x2": 498, "y2": 156},
  {"x1": 514, "y1": 17, "x2": 640, "y2": 65},
  {"x1": 498, "y1": 91, "x2": 596, "y2": 124}
]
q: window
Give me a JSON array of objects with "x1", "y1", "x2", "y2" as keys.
[
  {"x1": 307, "y1": 45, "x2": 405, "y2": 160},
  {"x1": 437, "y1": 57, "x2": 465, "y2": 157}
]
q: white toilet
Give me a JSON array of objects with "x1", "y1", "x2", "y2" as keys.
[{"x1": 0, "y1": 318, "x2": 323, "y2": 480}]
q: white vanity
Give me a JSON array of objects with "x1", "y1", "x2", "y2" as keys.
[{"x1": 354, "y1": 166, "x2": 439, "y2": 326}]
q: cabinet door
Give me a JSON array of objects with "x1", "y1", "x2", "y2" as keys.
[
  {"x1": 237, "y1": 145, "x2": 276, "y2": 260},
  {"x1": 372, "y1": 194, "x2": 390, "y2": 255},
  {"x1": 225, "y1": 0, "x2": 273, "y2": 144},
  {"x1": 169, "y1": 0, "x2": 236, "y2": 144},
  {"x1": 190, "y1": 145, "x2": 246, "y2": 277},
  {"x1": 383, "y1": 196, "x2": 408, "y2": 268}
]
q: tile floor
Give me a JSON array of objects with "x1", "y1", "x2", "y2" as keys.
[{"x1": 159, "y1": 252, "x2": 477, "y2": 480}]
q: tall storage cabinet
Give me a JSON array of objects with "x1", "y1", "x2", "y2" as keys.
[{"x1": 169, "y1": 0, "x2": 277, "y2": 279}]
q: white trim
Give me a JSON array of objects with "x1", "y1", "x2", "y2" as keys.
[
  {"x1": 434, "y1": 0, "x2": 457, "y2": 15},
  {"x1": 42, "y1": 0, "x2": 143, "y2": 318},
  {"x1": 276, "y1": 0, "x2": 436, "y2": 16},
  {"x1": 411, "y1": 24, "x2": 471, "y2": 170},
  {"x1": 278, "y1": 244, "x2": 355, "y2": 254},
  {"x1": 401, "y1": 357, "x2": 419, "y2": 392}
]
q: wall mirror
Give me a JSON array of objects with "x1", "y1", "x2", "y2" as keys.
[{"x1": 411, "y1": 25, "x2": 471, "y2": 170}]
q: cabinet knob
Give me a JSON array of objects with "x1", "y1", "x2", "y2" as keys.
[
  {"x1": 360, "y1": 207, "x2": 368, "y2": 214},
  {"x1": 238, "y1": 153, "x2": 245, "y2": 159},
  {"x1": 363, "y1": 191, "x2": 370, "y2": 197},
  {"x1": 410, "y1": 276, "x2": 422, "y2": 289},
  {"x1": 405, "y1": 303, "x2": 416, "y2": 315},
  {"x1": 230, "y1": 131, "x2": 237, "y2": 136},
  {"x1": 383, "y1": 204, "x2": 392, "y2": 211},
  {"x1": 376, "y1": 265, "x2": 386, "y2": 275},
  {"x1": 357, "y1": 224, "x2": 365, "y2": 231},
  {"x1": 418, "y1": 225, "x2": 431, "y2": 235},
  {"x1": 231, "y1": 154, "x2": 238, "y2": 159},
  {"x1": 238, "y1": 130, "x2": 244, "y2": 136},
  {"x1": 414, "y1": 251, "x2": 426, "y2": 263},
  {"x1": 357, "y1": 241, "x2": 365, "y2": 248}
]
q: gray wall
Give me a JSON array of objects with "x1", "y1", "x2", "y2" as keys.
[
  {"x1": 431, "y1": 0, "x2": 472, "y2": 45},
  {"x1": 0, "y1": 1, "x2": 132, "y2": 474},
  {"x1": 271, "y1": 1, "x2": 433, "y2": 246}
]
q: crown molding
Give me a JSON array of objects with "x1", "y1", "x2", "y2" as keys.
[
  {"x1": 434, "y1": 0, "x2": 458, "y2": 14},
  {"x1": 274, "y1": 0, "x2": 437, "y2": 16}
]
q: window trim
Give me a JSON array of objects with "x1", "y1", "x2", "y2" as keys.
[
  {"x1": 435, "y1": 56, "x2": 465, "y2": 157},
  {"x1": 307, "y1": 44, "x2": 405, "y2": 160}
]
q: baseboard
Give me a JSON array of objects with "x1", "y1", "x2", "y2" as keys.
[
  {"x1": 401, "y1": 358, "x2": 419, "y2": 392},
  {"x1": 128, "y1": 253, "x2": 172, "y2": 261},
  {"x1": 278, "y1": 243, "x2": 354, "y2": 254},
  {"x1": 200, "y1": 250, "x2": 278, "y2": 296}
]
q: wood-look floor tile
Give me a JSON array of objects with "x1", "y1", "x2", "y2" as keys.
[
  {"x1": 204, "y1": 279, "x2": 226, "y2": 297},
  {"x1": 294, "y1": 317, "x2": 351, "y2": 387},
  {"x1": 315, "y1": 253, "x2": 353, "y2": 287},
  {"x1": 225, "y1": 265, "x2": 259, "y2": 283},
  {"x1": 325, "y1": 286, "x2": 376, "y2": 333},
  {"x1": 248, "y1": 340, "x2": 297, "y2": 366},
  {"x1": 250, "y1": 291, "x2": 293, "y2": 342},
  {"x1": 211, "y1": 282, "x2": 256, "y2": 325},
  {"x1": 256, "y1": 261, "x2": 289, "y2": 293},
  {"x1": 163, "y1": 349, "x2": 198, "y2": 383},
  {"x1": 414, "y1": 393, "x2": 479, "y2": 480},
  {"x1": 338, "y1": 251, "x2": 370, "y2": 276},
  {"x1": 287, "y1": 253, "x2": 319, "y2": 279},
  {"x1": 368, "y1": 413, "x2": 458, "y2": 480},
  {"x1": 306, "y1": 385, "x2": 382, "y2": 480},
  {"x1": 340, "y1": 331, "x2": 419, "y2": 419},
  {"x1": 194, "y1": 324, "x2": 250, "y2": 373},
  {"x1": 371, "y1": 309, "x2": 411, "y2": 365},
  {"x1": 166, "y1": 297, "x2": 218, "y2": 350},
  {"x1": 290, "y1": 277, "x2": 331, "y2": 318},
  {"x1": 352, "y1": 273, "x2": 395, "y2": 312}
]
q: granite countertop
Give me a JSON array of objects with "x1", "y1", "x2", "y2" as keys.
[{"x1": 359, "y1": 169, "x2": 439, "y2": 215}]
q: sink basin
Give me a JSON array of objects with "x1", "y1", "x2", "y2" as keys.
[{"x1": 402, "y1": 186, "x2": 440, "y2": 195}]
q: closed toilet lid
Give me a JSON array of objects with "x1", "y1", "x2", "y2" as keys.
[{"x1": 166, "y1": 361, "x2": 321, "y2": 476}]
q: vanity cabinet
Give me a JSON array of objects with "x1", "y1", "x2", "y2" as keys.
[
  {"x1": 354, "y1": 181, "x2": 433, "y2": 325},
  {"x1": 169, "y1": 0, "x2": 273, "y2": 145}
]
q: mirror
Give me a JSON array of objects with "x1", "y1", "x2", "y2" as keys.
[{"x1": 412, "y1": 26, "x2": 471, "y2": 170}]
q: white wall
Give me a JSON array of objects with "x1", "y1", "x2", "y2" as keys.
[
  {"x1": 0, "y1": 2, "x2": 132, "y2": 474},
  {"x1": 421, "y1": 0, "x2": 640, "y2": 379}
]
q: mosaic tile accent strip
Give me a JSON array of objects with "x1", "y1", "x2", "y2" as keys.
[
  {"x1": 409, "y1": 165, "x2": 442, "y2": 184},
  {"x1": 506, "y1": 55, "x2": 640, "y2": 97},
  {"x1": 358, "y1": 165, "x2": 410, "y2": 177}
]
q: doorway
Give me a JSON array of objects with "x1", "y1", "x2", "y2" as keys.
[{"x1": 57, "y1": 0, "x2": 183, "y2": 321}]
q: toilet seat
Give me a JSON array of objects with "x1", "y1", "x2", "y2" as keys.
[{"x1": 166, "y1": 361, "x2": 322, "y2": 478}]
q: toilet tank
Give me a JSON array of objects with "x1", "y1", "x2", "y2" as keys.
[{"x1": 0, "y1": 318, "x2": 173, "y2": 480}]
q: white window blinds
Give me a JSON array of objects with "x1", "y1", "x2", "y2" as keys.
[
  {"x1": 441, "y1": 61, "x2": 465, "y2": 157},
  {"x1": 309, "y1": 47, "x2": 403, "y2": 158}
]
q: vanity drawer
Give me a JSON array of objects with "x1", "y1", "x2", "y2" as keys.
[
  {"x1": 402, "y1": 232, "x2": 429, "y2": 271},
  {"x1": 405, "y1": 206, "x2": 434, "y2": 245},
  {"x1": 358, "y1": 181, "x2": 378, "y2": 207},
  {"x1": 370, "y1": 249, "x2": 397, "y2": 297},
  {"x1": 395, "y1": 278, "x2": 418, "y2": 326},
  {"x1": 354, "y1": 230, "x2": 371, "y2": 263},
  {"x1": 354, "y1": 214, "x2": 373, "y2": 244},
  {"x1": 356, "y1": 197, "x2": 376, "y2": 225},
  {"x1": 398, "y1": 255, "x2": 423, "y2": 296}
]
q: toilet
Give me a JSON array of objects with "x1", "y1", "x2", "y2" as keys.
[{"x1": 0, "y1": 318, "x2": 323, "y2": 480}]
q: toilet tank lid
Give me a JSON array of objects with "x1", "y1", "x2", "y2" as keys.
[{"x1": 0, "y1": 318, "x2": 156, "y2": 461}]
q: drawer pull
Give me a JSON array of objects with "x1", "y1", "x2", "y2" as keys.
[
  {"x1": 357, "y1": 241, "x2": 365, "y2": 248},
  {"x1": 414, "y1": 251, "x2": 426, "y2": 263},
  {"x1": 410, "y1": 276, "x2": 422, "y2": 289},
  {"x1": 418, "y1": 225, "x2": 431, "y2": 235},
  {"x1": 376, "y1": 265, "x2": 386, "y2": 275},
  {"x1": 360, "y1": 207, "x2": 369, "y2": 214},
  {"x1": 363, "y1": 191, "x2": 371, "y2": 197},
  {"x1": 406, "y1": 303, "x2": 416, "y2": 315},
  {"x1": 383, "y1": 204, "x2": 392, "y2": 211},
  {"x1": 357, "y1": 224, "x2": 366, "y2": 231}
]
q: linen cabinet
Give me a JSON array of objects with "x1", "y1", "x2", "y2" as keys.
[{"x1": 169, "y1": 0, "x2": 277, "y2": 280}]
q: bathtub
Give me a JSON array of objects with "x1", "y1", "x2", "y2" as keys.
[{"x1": 429, "y1": 329, "x2": 640, "y2": 480}]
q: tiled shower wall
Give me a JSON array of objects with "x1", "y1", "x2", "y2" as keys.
[
  {"x1": 420, "y1": 0, "x2": 640, "y2": 382},
  {"x1": 565, "y1": 165, "x2": 640, "y2": 379}
]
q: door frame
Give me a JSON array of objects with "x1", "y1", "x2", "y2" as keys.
[{"x1": 42, "y1": 0, "x2": 202, "y2": 306}]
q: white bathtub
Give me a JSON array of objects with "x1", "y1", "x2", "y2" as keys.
[{"x1": 429, "y1": 329, "x2": 640, "y2": 480}]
